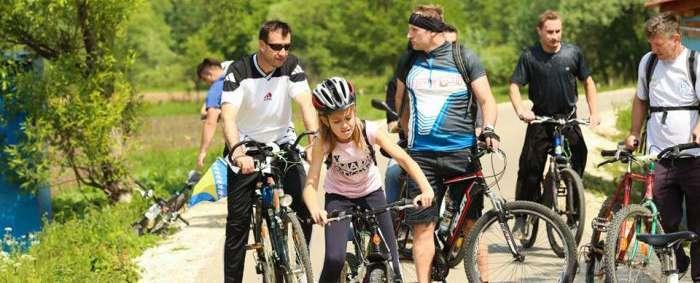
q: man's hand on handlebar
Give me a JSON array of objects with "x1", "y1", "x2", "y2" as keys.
[
  {"x1": 413, "y1": 189, "x2": 434, "y2": 208},
  {"x1": 517, "y1": 108, "x2": 536, "y2": 123},
  {"x1": 234, "y1": 155, "x2": 255, "y2": 174},
  {"x1": 623, "y1": 135, "x2": 639, "y2": 152},
  {"x1": 478, "y1": 126, "x2": 500, "y2": 151}
]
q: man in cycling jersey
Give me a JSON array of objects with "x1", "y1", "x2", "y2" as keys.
[
  {"x1": 624, "y1": 12, "x2": 700, "y2": 280},
  {"x1": 196, "y1": 58, "x2": 233, "y2": 169},
  {"x1": 394, "y1": 5, "x2": 499, "y2": 282},
  {"x1": 219, "y1": 20, "x2": 318, "y2": 283},
  {"x1": 509, "y1": 10, "x2": 599, "y2": 235}
]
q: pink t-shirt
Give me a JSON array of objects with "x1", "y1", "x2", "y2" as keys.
[{"x1": 323, "y1": 121, "x2": 383, "y2": 198}]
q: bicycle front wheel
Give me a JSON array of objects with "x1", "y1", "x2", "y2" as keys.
[
  {"x1": 464, "y1": 201, "x2": 577, "y2": 283},
  {"x1": 282, "y1": 212, "x2": 313, "y2": 283},
  {"x1": 546, "y1": 168, "x2": 586, "y2": 255},
  {"x1": 604, "y1": 204, "x2": 664, "y2": 282}
]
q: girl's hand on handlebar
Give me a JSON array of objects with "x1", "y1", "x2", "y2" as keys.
[{"x1": 309, "y1": 208, "x2": 328, "y2": 225}]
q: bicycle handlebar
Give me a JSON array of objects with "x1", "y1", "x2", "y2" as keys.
[
  {"x1": 325, "y1": 199, "x2": 416, "y2": 223},
  {"x1": 530, "y1": 116, "x2": 590, "y2": 126},
  {"x1": 656, "y1": 142, "x2": 700, "y2": 160}
]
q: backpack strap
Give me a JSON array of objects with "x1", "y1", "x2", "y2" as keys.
[
  {"x1": 360, "y1": 120, "x2": 377, "y2": 166},
  {"x1": 689, "y1": 50, "x2": 696, "y2": 92},
  {"x1": 324, "y1": 120, "x2": 377, "y2": 169},
  {"x1": 452, "y1": 41, "x2": 477, "y2": 122},
  {"x1": 645, "y1": 53, "x2": 658, "y2": 98}
]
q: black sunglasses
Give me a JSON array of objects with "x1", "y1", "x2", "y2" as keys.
[{"x1": 266, "y1": 42, "x2": 291, "y2": 51}]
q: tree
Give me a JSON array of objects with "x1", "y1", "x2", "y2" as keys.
[{"x1": 0, "y1": 0, "x2": 142, "y2": 202}]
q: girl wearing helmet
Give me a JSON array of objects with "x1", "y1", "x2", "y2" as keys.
[{"x1": 302, "y1": 76, "x2": 434, "y2": 282}]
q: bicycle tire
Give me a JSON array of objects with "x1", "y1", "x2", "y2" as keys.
[
  {"x1": 464, "y1": 201, "x2": 577, "y2": 283},
  {"x1": 546, "y1": 168, "x2": 586, "y2": 256},
  {"x1": 585, "y1": 196, "x2": 621, "y2": 283},
  {"x1": 260, "y1": 218, "x2": 277, "y2": 283},
  {"x1": 603, "y1": 204, "x2": 663, "y2": 282},
  {"x1": 282, "y1": 212, "x2": 313, "y2": 283},
  {"x1": 364, "y1": 261, "x2": 394, "y2": 283}
]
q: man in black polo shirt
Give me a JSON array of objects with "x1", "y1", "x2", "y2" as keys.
[{"x1": 509, "y1": 10, "x2": 599, "y2": 232}]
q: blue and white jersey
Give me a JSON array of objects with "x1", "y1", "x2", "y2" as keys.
[{"x1": 396, "y1": 42, "x2": 486, "y2": 152}]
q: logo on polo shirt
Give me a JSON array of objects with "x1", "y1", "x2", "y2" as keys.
[{"x1": 263, "y1": 92, "x2": 272, "y2": 101}]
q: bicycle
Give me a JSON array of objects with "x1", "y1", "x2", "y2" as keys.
[
  {"x1": 394, "y1": 145, "x2": 578, "y2": 282},
  {"x1": 637, "y1": 231, "x2": 699, "y2": 283},
  {"x1": 131, "y1": 170, "x2": 201, "y2": 235},
  {"x1": 229, "y1": 131, "x2": 315, "y2": 283},
  {"x1": 584, "y1": 142, "x2": 700, "y2": 282},
  {"x1": 522, "y1": 115, "x2": 588, "y2": 256},
  {"x1": 371, "y1": 98, "x2": 414, "y2": 261},
  {"x1": 325, "y1": 199, "x2": 416, "y2": 283}
]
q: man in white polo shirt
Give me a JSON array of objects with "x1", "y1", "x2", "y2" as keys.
[{"x1": 219, "y1": 20, "x2": 318, "y2": 283}]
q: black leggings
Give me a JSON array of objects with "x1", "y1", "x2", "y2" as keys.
[{"x1": 319, "y1": 190, "x2": 401, "y2": 283}]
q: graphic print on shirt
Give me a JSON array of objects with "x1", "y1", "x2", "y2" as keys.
[
  {"x1": 331, "y1": 149, "x2": 374, "y2": 177},
  {"x1": 406, "y1": 57, "x2": 472, "y2": 150}
]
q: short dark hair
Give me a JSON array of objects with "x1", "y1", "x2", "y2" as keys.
[
  {"x1": 258, "y1": 20, "x2": 292, "y2": 42},
  {"x1": 538, "y1": 10, "x2": 561, "y2": 28},
  {"x1": 196, "y1": 58, "x2": 222, "y2": 80}
]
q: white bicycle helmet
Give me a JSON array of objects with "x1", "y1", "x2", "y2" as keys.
[{"x1": 312, "y1": 77, "x2": 356, "y2": 114}]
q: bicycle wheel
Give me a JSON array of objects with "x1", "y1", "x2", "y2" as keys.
[
  {"x1": 604, "y1": 204, "x2": 664, "y2": 282},
  {"x1": 282, "y1": 212, "x2": 313, "y2": 283},
  {"x1": 546, "y1": 168, "x2": 586, "y2": 256},
  {"x1": 585, "y1": 196, "x2": 621, "y2": 283},
  {"x1": 364, "y1": 262, "x2": 394, "y2": 283},
  {"x1": 464, "y1": 201, "x2": 577, "y2": 283},
  {"x1": 252, "y1": 209, "x2": 277, "y2": 283}
]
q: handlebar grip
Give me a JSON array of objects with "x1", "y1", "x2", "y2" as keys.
[
  {"x1": 657, "y1": 142, "x2": 700, "y2": 160},
  {"x1": 326, "y1": 210, "x2": 346, "y2": 219},
  {"x1": 600, "y1": 150, "x2": 618, "y2": 157}
]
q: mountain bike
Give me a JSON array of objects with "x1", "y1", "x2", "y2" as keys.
[
  {"x1": 522, "y1": 115, "x2": 588, "y2": 256},
  {"x1": 326, "y1": 199, "x2": 416, "y2": 283},
  {"x1": 393, "y1": 145, "x2": 577, "y2": 282},
  {"x1": 637, "y1": 231, "x2": 699, "y2": 283},
  {"x1": 132, "y1": 170, "x2": 201, "y2": 235},
  {"x1": 229, "y1": 132, "x2": 315, "y2": 283},
  {"x1": 584, "y1": 142, "x2": 700, "y2": 282}
]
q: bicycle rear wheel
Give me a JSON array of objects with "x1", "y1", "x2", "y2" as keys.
[
  {"x1": 604, "y1": 204, "x2": 664, "y2": 282},
  {"x1": 464, "y1": 201, "x2": 577, "y2": 283},
  {"x1": 545, "y1": 168, "x2": 586, "y2": 256},
  {"x1": 282, "y1": 212, "x2": 313, "y2": 283}
]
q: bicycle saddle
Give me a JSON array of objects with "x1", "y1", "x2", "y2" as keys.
[{"x1": 637, "y1": 231, "x2": 699, "y2": 248}]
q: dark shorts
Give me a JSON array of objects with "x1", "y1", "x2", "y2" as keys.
[{"x1": 404, "y1": 149, "x2": 484, "y2": 225}]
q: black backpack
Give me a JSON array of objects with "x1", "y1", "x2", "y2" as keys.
[
  {"x1": 324, "y1": 120, "x2": 377, "y2": 169},
  {"x1": 638, "y1": 50, "x2": 698, "y2": 152}
]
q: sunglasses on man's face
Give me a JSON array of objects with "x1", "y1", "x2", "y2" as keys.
[{"x1": 266, "y1": 42, "x2": 291, "y2": 51}]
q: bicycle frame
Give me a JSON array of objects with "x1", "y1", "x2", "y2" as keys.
[{"x1": 433, "y1": 151, "x2": 522, "y2": 277}]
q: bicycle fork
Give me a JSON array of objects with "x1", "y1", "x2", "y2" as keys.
[{"x1": 487, "y1": 190, "x2": 525, "y2": 261}]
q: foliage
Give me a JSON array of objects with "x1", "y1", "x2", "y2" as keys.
[{"x1": 0, "y1": 0, "x2": 141, "y2": 201}]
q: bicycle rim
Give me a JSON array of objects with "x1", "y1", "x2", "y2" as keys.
[
  {"x1": 604, "y1": 204, "x2": 664, "y2": 282},
  {"x1": 464, "y1": 201, "x2": 576, "y2": 283}
]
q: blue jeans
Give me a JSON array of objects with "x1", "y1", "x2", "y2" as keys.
[{"x1": 384, "y1": 159, "x2": 403, "y2": 203}]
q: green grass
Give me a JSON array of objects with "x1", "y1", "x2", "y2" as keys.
[{"x1": 141, "y1": 101, "x2": 202, "y2": 117}]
